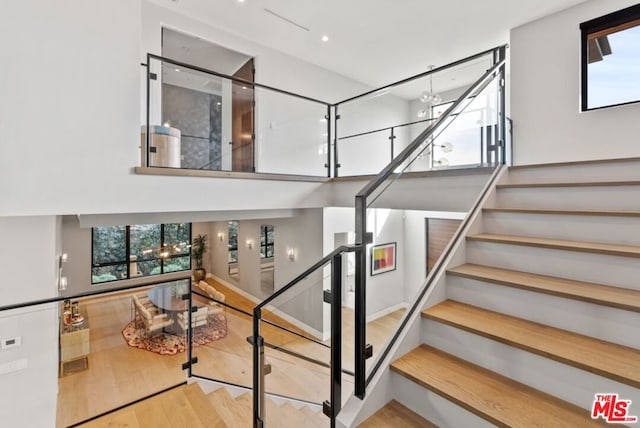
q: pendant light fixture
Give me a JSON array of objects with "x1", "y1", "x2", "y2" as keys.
[{"x1": 419, "y1": 65, "x2": 442, "y2": 106}]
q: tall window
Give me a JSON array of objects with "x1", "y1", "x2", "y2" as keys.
[
  {"x1": 260, "y1": 225, "x2": 274, "y2": 259},
  {"x1": 581, "y1": 4, "x2": 640, "y2": 110},
  {"x1": 228, "y1": 221, "x2": 239, "y2": 263},
  {"x1": 92, "y1": 223, "x2": 191, "y2": 284}
]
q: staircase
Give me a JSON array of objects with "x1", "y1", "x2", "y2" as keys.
[
  {"x1": 362, "y1": 158, "x2": 640, "y2": 427},
  {"x1": 195, "y1": 379, "x2": 328, "y2": 428}
]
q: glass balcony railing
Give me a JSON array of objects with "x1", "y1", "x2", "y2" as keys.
[
  {"x1": 334, "y1": 50, "x2": 498, "y2": 177},
  {"x1": 144, "y1": 54, "x2": 332, "y2": 177}
]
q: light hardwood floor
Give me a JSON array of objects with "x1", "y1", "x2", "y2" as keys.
[{"x1": 58, "y1": 279, "x2": 404, "y2": 427}]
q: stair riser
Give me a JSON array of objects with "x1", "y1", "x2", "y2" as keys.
[
  {"x1": 391, "y1": 372, "x2": 493, "y2": 428},
  {"x1": 495, "y1": 186, "x2": 640, "y2": 211},
  {"x1": 466, "y1": 241, "x2": 640, "y2": 290},
  {"x1": 483, "y1": 211, "x2": 640, "y2": 246},
  {"x1": 507, "y1": 161, "x2": 640, "y2": 184},
  {"x1": 421, "y1": 320, "x2": 640, "y2": 411},
  {"x1": 446, "y1": 276, "x2": 640, "y2": 348}
]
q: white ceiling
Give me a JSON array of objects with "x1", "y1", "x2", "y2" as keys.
[{"x1": 152, "y1": 0, "x2": 588, "y2": 88}]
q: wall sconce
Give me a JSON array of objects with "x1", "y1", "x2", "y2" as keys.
[
  {"x1": 218, "y1": 232, "x2": 225, "y2": 242},
  {"x1": 58, "y1": 253, "x2": 68, "y2": 291},
  {"x1": 287, "y1": 248, "x2": 296, "y2": 262},
  {"x1": 246, "y1": 239, "x2": 254, "y2": 250}
]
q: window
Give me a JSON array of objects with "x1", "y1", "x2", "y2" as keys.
[
  {"x1": 580, "y1": 4, "x2": 640, "y2": 110},
  {"x1": 228, "y1": 221, "x2": 238, "y2": 264},
  {"x1": 91, "y1": 223, "x2": 191, "y2": 284},
  {"x1": 260, "y1": 225, "x2": 274, "y2": 259}
]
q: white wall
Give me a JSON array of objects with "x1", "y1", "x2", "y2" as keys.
[
  {"x1": 0, "y1": 217, "x2": 59, "y2": 427},
  {"x1": 511, "y1": 0, "x2": 640, "y2": 165},
  {"x1": 206, "y1": 209, "x2": 325, "y2": 332}
]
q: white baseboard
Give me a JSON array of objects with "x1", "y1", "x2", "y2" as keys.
[
  {"x1": 366, "y1": 302, "x2": 410, "y2": 323},
  {"x1": 208, "y1": 273, "x2": 327, "y2": 341}
]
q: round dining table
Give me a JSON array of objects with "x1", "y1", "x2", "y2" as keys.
[{"x1": 148, "y1": 283, "x2": 207, "y2": 312}]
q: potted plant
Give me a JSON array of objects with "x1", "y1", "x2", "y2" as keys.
[{"x1": 192, "y1": 234, "x2": 208, "y2": 282}]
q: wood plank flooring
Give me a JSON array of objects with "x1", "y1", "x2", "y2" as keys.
[
  {"x1": 359, "y1": 400, "x2": 437, "y2": 427},
  {"x1": 58, "y1": 282, "x2": 403, "y2": 427},
  {"x1": 422, "y1": 300, "x2": 640, "y2": 387},
  {"x1": 390, "y1": 345, "x2": 608, "y2": 427},
  {"x1": 447, "y1": 263, "x2": 640, "y2": 312}
]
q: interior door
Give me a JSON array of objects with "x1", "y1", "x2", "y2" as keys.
[
  {"x1": 426, "y1": 218, "x2": 462, "y2": 274},
  {"x1": 232, "y1": 58, "x2": 255, "y2": 172}
]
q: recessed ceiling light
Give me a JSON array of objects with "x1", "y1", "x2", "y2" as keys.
[
  {"x1": 321, "y1": 35, "x2": 329, "y2": 42},
  {"x1": 237, "y1": 0, "x2": 245, "y2": 3},
  {"x1": 174, "y1": 68, "x2": 180, "y2": 72}
]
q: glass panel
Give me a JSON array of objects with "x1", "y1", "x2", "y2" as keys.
[
  {"x1": 92, "y1": 226, "x2": 126, "y2": 265},
  {"x1": 254, "y1": 87, "x2": 329, "y2": 176},
  {"x1": 147, "y1": 56, "x2": 330, "y2": 177},
  {"x1": 164, "y1": 255, "x2": 191, "y2": 273},
  {"x1": 359, "y1": 74, "x2": 500, "y2": 380},
  {"x1": 337, "y1": 53, "x2": 494, "y2": 176},
  {"x1": 55, "y1": 283, "x2": 188, "y2": 426},
  {"x1": 130, "y1": 224, "x2": 161, "y2": 262},
  {"x1": 190, "y1": 288, "x2": 253, "y2": 389},
  {"x1": 91, "y1": 264, "x2": 126, "y2": 283}
]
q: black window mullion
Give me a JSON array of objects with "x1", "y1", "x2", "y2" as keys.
[
  {"x1": 160, "y1": 224, "x2": 166, "y2": 275},
  {"x1": 125, "y1": 226, "x2": 131, "y2": 280}
]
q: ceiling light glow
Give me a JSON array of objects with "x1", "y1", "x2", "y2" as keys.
[{"x1": 321, "y1": 35, "x2": 329, "y2": 42}]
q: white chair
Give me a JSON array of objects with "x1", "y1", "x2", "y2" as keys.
[
  {"x1": 134, "y1": 298, "x2": 173, "y2": 337},
  {"x1": 177, "y1": 306, "x2": 208, "y2": 331},
  {"x1": 198, "y1": 281, "x2": 226, "y2": 314}
]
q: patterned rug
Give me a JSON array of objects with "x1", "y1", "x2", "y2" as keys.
[{"x1": 121, "y1": 312, "x2": 228, "y2": 355}]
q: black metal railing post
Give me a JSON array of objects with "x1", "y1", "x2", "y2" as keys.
[
  {"x1": 389, "y1": 127, "x2": 396, "y2": 162},
  {"x1": 354, "y1": 195, "x2": 367, "y2": 399},
  {"x1": 333, "y1": 105, "x2": 340, "y2": 177},
  {"x1": 329, "y1": 253, "x2": 343, "y2": 427},
  {"x1": 253, "y1": 307, "x2": 265, "y2": 428},
  {"x1": 186, "y1": 279, "x2": 193, "y2": 376},
  {"x1": 498, "y1": 45, "x2": 507, "y2": 165},
  {"x1": 145, "y1": 53, "x2": 151, "y2": 168},
  {"x1": 326, "y1": 105, "x2": 332, "y2": 178}
]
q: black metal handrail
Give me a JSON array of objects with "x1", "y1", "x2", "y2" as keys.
[
  {"x1": 337, "y1": 117, "x2": 437, "y2": 141},
  {"x1": 147, "y1": 53, "x2": 332, "y2": 106},
  {"x1": 351, "y1": 45, "x2": 507, "y2": 399},
  {"x1": 335, "y1": 45, "x2": 506, "y2": 105}
]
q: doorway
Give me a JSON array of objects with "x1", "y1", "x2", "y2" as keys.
[{"x1": 425, "y1": 218, "x2": 462, "y2": 275}]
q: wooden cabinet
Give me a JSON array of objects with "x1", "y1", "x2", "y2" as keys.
[{"x1": 59, "y1": 309, "x2": 90, "y2": 376}]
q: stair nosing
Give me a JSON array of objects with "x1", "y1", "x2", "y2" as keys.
[
  {"x1": 497, "y1": 180, "x2": 640, "y2": 189},
  {"x1": 466, "y1": 233, "x2": 640, "y2": 258},
  {"x1": 483, "y1": 207, "x2": 640, "y2": 217},
  {"x1": 509, "y1": 156, "x2": 640, "y2": 170},
  {"x1": 421, "y1": 300, "x2": 640, "y2": 388},
  {"x1": 447, "y1": 263, "x2": 640, "y2": 312}
]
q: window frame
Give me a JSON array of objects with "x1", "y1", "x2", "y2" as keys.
[
  {"x1": 260, "y1": 225, "x2": 274, "y2": 259},
  {"x1": 580, "y1": 3, "x2": 640, "y2": 112},
  {"x1": 91, "y1": 223, "x2": 192, "y2": 284}
]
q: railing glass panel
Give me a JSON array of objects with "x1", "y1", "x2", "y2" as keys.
[
  {"x1": 336, "y1": 52, "x2": 494, "y2": 177},
  {"x1": 0, "y1": 279, "x2": 193, "y2": 427},
  {"x1": 145, "y1": 55, "x2": 331, "y2": 177}
]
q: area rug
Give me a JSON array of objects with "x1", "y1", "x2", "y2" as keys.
[{"x1": 121, "y1": 312, "x2": 228, "y2": 355}]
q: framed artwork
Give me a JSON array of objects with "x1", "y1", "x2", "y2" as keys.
[{"x1": 370, "y1": 242, "x2": 397, "y2": 276}]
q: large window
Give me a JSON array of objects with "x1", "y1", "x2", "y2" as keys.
[
  {"x1": 260, "y1": 225, "x2": 274, "y2": 259},
  {"x1": 228, "y1": 221, "x2": 239, "y2": 264},
  {"x1": 581, "y1": 4, "x2": 640, "y2": 110},
  {"x1": 92, "y1": 223, "x2": 191, "y2": 284}
]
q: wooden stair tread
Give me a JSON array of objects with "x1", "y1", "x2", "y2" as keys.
[
  {"x1": 421, "y1": 301, "x2": 640, "y2": 387},
  {"x1": 447, "y1": 263, "x2": 640, "y2": 312},
  {"x1": 391, "y1": 345, "x2": 607, "y2": 427},
  {"x1": 483, "y1": 207, "x2": 640, "y2": 217},
  {"x1": 467, "y1": 233, "x2": 640, "y2": 258},
  {"x1": 359, "y1": 400, "x2": 437, "y2": 427},
  {"x1": 497, "y1": 180, "x2": 640, "y2": 189}
]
